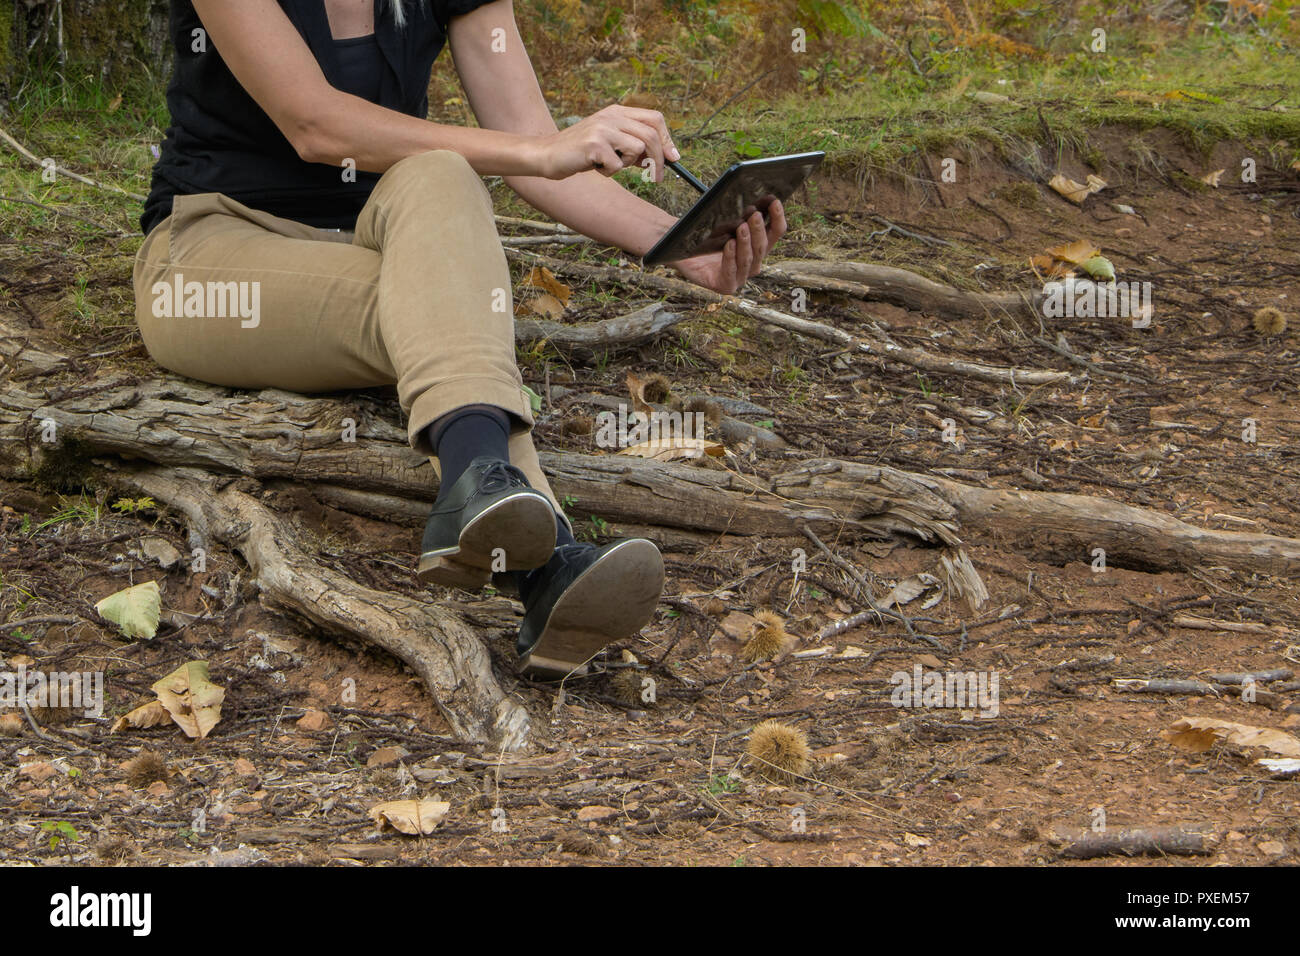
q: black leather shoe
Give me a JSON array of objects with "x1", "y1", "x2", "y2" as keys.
[
  {"x1": 516, "y1": 540, "x2": 664, "y2": 679},
  {"x1": 416, "y1": 457, "x2": 557, "y2": 588}
]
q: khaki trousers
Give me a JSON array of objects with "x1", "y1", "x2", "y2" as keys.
[{"x1": 133, "y1": 149, "x2": 560, "y2": 512}]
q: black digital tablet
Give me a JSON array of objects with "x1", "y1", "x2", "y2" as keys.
[{"x1": 643, "y1": 151, "x2": 825, "y2": 266}]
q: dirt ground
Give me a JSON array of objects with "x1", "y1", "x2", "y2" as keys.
[{"x1": 1, "y1": 126, "x2": 1298, "y2": 866}]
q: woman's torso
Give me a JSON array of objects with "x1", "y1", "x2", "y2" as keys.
[{"x1": 140, "y1": 0, "x2": 450, "y2": 237}]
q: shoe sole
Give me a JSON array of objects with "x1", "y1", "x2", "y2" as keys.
[
  {"x1": 416, "y1": 490, "x2": 557, "y2": 588},
  {"x1": 519, "y1": 539, "x2": 665, "y2": 680}
]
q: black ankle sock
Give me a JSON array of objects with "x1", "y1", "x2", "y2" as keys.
[{"x1": 427, "y1": 407, "x2": 511, "y2": 503}]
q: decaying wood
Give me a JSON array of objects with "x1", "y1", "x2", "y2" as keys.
[
  {"x1": 505, "y1": 249, "x2": 1074, "y2": 387},
  {"x1": 4, "y1": 319, "x2": 1299, "y2": 579},
  {"x1": 921, "y1": 474, "x2": 1300, "y2": 577},
  {"x1": 1058, "y1": 825, "x2": 1216, "y2": 859},
  {"x1": 514, "y1": 303, "x2": 688, "y2": 358},
  {"x1": 116, "y1": 466, "x2": 532, "y2": 751},
  {"x1": 1111, "y1": 678, "x2": 1285, "y2": 709},
  {"x1": 763, "y1": 259, "x2": 1038, "y2": 319}
]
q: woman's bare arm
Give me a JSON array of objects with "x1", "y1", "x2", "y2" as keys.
[
  {"x1": 448, "y1": 1, "x2": 679, "y2": 256},
  {"x1": 449, "y1": 1, "x2": 785, "y2": 287},
  {"x1": 191, "y1": 0, "x2": 543, "y2": 176}
]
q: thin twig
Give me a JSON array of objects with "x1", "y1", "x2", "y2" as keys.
[
  {"x1": 0, "y1": 123, "x2": 147, "y2": 203},
  {"x1": 799, "y1": 524, "x2": 944, "y2": 650},
  {"x1": 0, "y1": 195, "x2": 131, "y2": 236}
]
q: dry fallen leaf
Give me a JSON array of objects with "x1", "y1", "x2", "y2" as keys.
[
  {"x1": 1029, "y1": 254, "x2": 1073, "y2": 280},
  {"x1": 370, "y1": 799, "x2": 450, "y2": 835},
  {"x1": 521, "y1": 266, "x2": 571, "y2": 306},
  {"x1": 95, "y1": 580, "x2": 162, "y2": 640},
  {"x1": 618, "y1": 437, "x2": 724, "y2": 461},
  {"x1": 1162, "y1": 716, "x2": 1300, "y2": 757},
  {"x1": 1049, "y1": 173, "x2": 1107, "y2": 204},
  {"x1": 110, "y1": 699, "x2": 173, "y2": 733},
  {"x1": 1047, "y1": 239, "x2": 1101, "y2": 265},
  {"x1": 151, "y1": 661, "x2": 225, "y2": 739},
  {"x1": 1201, "y1": 168, "x2": 1225, "y2": 187},
  {"x1": 515, "y1": 292, "x2": 566, "y2": 320}
]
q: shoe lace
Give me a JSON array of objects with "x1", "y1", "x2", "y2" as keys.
[{"x1": 477, "y1": 460, "x2": 528, "y2": 495}]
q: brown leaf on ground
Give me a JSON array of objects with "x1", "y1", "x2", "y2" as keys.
[
  {"x1": 1162, "y1": 717, "x2": 1300, "y2": 757},
  {"x1": 110, "y1": 699, "x2": 172, "y2": 733},
  {"x1": 1047, "y1": 239, "x2": 1102, "y2": 265},
  {"x1": 151, "y1": 661, "x2": 225, "y2": 739},
  {"x1": 617, "y1": 436, "x2": 724, "y2": 461},
  {"x1": 521, "y1": 266, "x2": 571, "y2": 306},
  {"x1": 370, "y1": 799, "x2": 450, "y2": 835},
  {"x1": 1049, "y1": 173, "x2": 1107, "y2": 204}
]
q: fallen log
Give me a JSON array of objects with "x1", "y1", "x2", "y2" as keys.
[
  {"x1": 7, "y1": 320, "x2": 1300, "y2": 745},
  {"x1": 922, "y1": 476, "x2": 1300, "y2": 577},
  {"x1": 764, "y1": 259, "x2": 1039, "y2": 320},
  {"x1": 514, "y1": 302, "x2": 687, "y2": 357},
  {"x1": 4, "y1": 322, "x2": 1298, "y2": 578}
]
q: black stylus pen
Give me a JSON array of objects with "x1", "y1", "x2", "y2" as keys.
[{"x1": 666, "y1": 159, "x2": 708, "y2": 195}]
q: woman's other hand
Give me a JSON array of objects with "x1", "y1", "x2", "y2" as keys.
[
  {"x1": 670, "y1": 201, "x2": 787, "y2": 295},
  {"x1": 534, "y1": 105, "x2": 679, "y2": 180}
]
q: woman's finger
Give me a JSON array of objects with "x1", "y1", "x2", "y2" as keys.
[
  {"x1": 590, "y1": 142, "x2": 624, "y2": 176},
  {"x1": 720, "y1": 240, "x2": 738, "y2": 293},
  {"x1": 618, "y1": 118, "x2": 665, "y2": 180},
  {"x1": 733, "y1": 221, "x2": 753, "y2": 283},
  {"x1": 619, "y1": 107, "x2": 679, "y2": 161},
  {"x1": 747, "y1": 212, "x2": 767, "y2": 276},
  {"x1": 767, "y1": 199, "x2": 788, "y2": 243}
]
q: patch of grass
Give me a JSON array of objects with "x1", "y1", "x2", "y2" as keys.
[{"x1": 33, "y1": 493, "x2": 104, "y2": 533}]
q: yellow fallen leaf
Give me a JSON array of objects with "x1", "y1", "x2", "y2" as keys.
[
  {"x1": 370, "y1": 799, "x2": 450, "y2": 835},
  {"x1": 1162, "y1": 716, "x2": 1300, "y2": 758},
  {"x1": 1046, "y1": 239, "x2": 1101, "y2": 265},
  {"x1": 618, "y1": 437, "x2": 724, "y2": 461},
  {"x1": 1049, "y1": 173, "x2": 1107, "y2": 204},
  {"x1": 1201, "y1": 168, "x2": 1225, "y2": 187},
  {"x1": 152, "y1": 661, "x2": 224, "y2": 739},
  {"x1": 95, "y1": 580, "x2": 161, "y2": 640},
  {"x1": 111, "y1": 699, "x2": 173, "y2": 733}
]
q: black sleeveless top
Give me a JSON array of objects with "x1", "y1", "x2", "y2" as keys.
[{"x1": 141, "y1": 0, "x2": 495, "y2": 236}]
